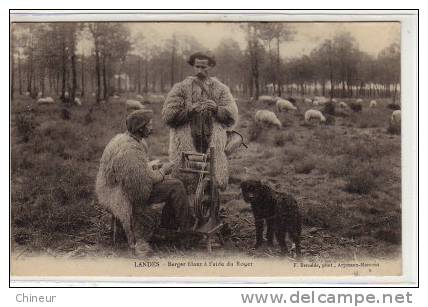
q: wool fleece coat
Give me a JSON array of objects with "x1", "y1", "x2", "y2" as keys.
[
  {"x1": 162, "y1": 76, "x2": 239, "y2": 191},
  {"x1": 95, "y1": 133, "x2": 163, "y2": 244}
]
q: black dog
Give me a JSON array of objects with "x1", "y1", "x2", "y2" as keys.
[{"x1": 240, "y1": 180, "x2": 302, "y2": 256}]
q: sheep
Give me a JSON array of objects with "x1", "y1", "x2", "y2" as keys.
[
  {"x1": 37, "y1": 97, "x2": 55, "y2": 104},
  {"x1": 314, "y1": 96, "x2": 328, "y2": 104},
  {"x1": 25, "y1": 91, "x2": 30, "y2": 97},
  {"x1": 258, "y1": 95, "x2": 277, "y2": 104},
  {"x1": 304, "y1": 109, "x2": 326, "y2": 123},
  {"x1": 304, "y1": 97, "x2": 313, "y2": 103},
  {"x1": 332, "y1": 98, "x2": 338, "y2": 103},
  {"x1": 286, "y1": 97, "x2": 297, "y2": 104},
  {"x1": 369, "y1": 100, "x2": 377, "y2": 108},
  {"x1": 339, "y1": 101, "x2": 348, "y2": 108},
  {"x1": 255, "y1": 110, "x2": 282, "y2": 129},
  {"x1": 147, "y1": 94, "x2": 165, "y2": 104},
  {"x1": 356, "y1": 98, "x2": 363, "y2": 103},
  {"x1": 126, "y1": 99, "x2": 145, "y2": 113},
  {"x1": 391, "y1": 110, "x2": 401, "y2": 124},
  {"x1": 74, "y1": 97, "x2": 82, "y2": 106},
  {"x1": 276, "y1": 98, "x2": 297, "y2": 112},
  {"x1": 240, "y1": 179, "x2": 302, "y2": 256}
]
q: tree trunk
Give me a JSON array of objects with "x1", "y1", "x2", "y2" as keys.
[
  {"x1": 18, "y1": 55, "x2": 22, "y2": 95},
  {"x1": 322, "y1": 81, "x2": 326, "y2": 97},
  {"x1": 254, "y1": 67, "x2": 259, "y2": 100},
  {"x1": 170, "y1": 44, "x2": 175, "y2": 88},
  {"x1": 137, "y1": 57, "x2": 141, "y2": 94},
  {"x1": 392, "y1": 83, "x2": 396, "y2": 104},
  {"x1": 161, "y1": 70, "x2": 165, "y2": 93},
  {"x1": 251, "y1": 40, "x2": 260, "y2": 100},
  {"x1": 32, "y1": 66, "x2": 36, "y2": 94},
  {"x1": 11, "y1": 43, "x2": 14, "y2": 100},
  {"x1": 328, "y1": 66, "x2": 333, "y2": 100},
  {"x1": 144, "y1": 59, "x2": 149, "y2": 94},
  {"x1": 118, "y1": 74, "x2": 121, "y2": 93},
  {"x1": 39, "y1": 67, "x2": 45, "y2": 96},
  {"x1": 61, "y1": 36, "x2": 67, "y2": 101},
  {"x1": 49, "y1": 72, "x2": 53, "y2": 93},
  {"x1": 102, "y1": 55, "x2": 107, "y2": 100},
  {"x1": 179, "y1": 58, "x2": 184, "y2": 81},
  {"x1": 95, "y1": 50, "x2": 101, "y2": 103},
  {"x1": 247, "y1": 25, "x2": 260, "y2": 100},
  {"x1": 56, "y1": 71, "x2": 60, "y2": 96},
  {"x1": 107, "y1": 69, "x2": 111, "y2": 96},
  {"x1": 152, "y1": 74, "x2": 156, "y2": 92},
  {"x1": 81, "y1": 55, "x2": 85, "y2": 97},
  {"x1": 71, "y1": 52, "x2": 77, "y2": 104},
  {"x1": 27, "y1": 53, "x2": 33, "y2": 93},
  {"x1": 340, "y1": 80, "x2": 344, "y2": 97},
  {"x1": 276, "y1": 36, "x2": 281, "y2": 97}
]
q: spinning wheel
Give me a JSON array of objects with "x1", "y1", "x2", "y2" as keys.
[{"x1": 178, "y1": 147, "x2": 223, "y2": 252}]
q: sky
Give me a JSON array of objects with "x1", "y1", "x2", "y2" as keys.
[
  {"x1": 126, "y1": 22, "x2": 400, "y2": 58},
  {"x1": 74, "y1": 22, "x2": 400, "y2": 59}
]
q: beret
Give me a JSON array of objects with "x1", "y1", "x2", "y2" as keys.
[
  {"x1": 187, "y1": 51, "x2": 216, "y2": 67},
  {"x1": 126, "y1": 109, "x2": 154, "y2": 134}
]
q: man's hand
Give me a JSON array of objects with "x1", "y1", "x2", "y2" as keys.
[
  {"x1": 160, "y1": 161, "x2": 175, "y2": 175},
  {"x1": 190, "y1": 100, "x2": 217, "y2": 113},
  {"x1": 190, "y1": 102, "x2": 204, "y2": 113},
  {"x1": 203, "y1": 99, "x2": 218, "y2": 113},
  {"x1": 148, "y1": 159, "x2": 162, "y2": 170}
]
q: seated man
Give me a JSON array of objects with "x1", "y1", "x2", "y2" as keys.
[{"x1": 95, "y1": 109, "x2": 193, "y2": 257}]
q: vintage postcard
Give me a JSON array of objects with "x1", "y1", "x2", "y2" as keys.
[{"x1": 9, "y1": 10, "x2": 418, "y2": 284}]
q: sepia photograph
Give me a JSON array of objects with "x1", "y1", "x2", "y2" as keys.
[{"x1": 9, "y1": 10, "x2": 417, "y2": 282}]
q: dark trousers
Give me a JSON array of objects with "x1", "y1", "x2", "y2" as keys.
[{"x1": 147, "y1": 178, "x2": 193, "y2": 231}]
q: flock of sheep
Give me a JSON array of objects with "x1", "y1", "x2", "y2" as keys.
[
  {"x1": 29, "y1": 91, "x2": 401, "y2": 129},
  {"x1": 253, "y1": 95, "x2": 401, "y2": 129},
  {"x1": 30, "y1": 90, "x2": 166, "y2": 108},
  {"x1": 30, "y1": 91, "x2": 83, "y2": 106}
]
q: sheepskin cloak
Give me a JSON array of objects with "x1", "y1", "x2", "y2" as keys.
[
  {"x1": 162, "y1": 76, "x2": 239, "y2": 191},
  {"x1": 95, "y1": 133, "x2": 163, "y2": 228}
]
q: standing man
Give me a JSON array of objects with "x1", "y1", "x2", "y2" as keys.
[{"x1": 162, "y1": 51, "x2": 239, "y2": 191}]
